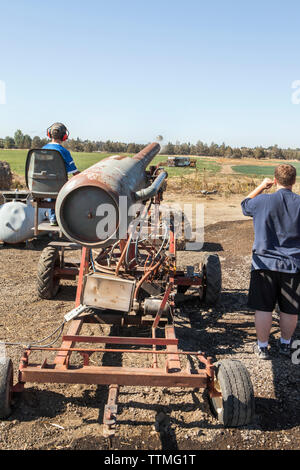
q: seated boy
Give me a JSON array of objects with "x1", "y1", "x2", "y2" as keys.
[{"x1": 43, "y1": 122, "x2": 79, "y2": 225}]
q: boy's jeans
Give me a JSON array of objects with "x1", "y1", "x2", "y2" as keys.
[{"x1": 48, "y1": 199, "x2": 56, "y2": 222}]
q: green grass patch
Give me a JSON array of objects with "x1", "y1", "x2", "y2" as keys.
[
  {"x1": 150, "y1": 155, "x2": 221, "y2": 177},
  {"x1": 0, "y1": 149, "x2": 29, "y2": 175},
  {"x1": 0, "y1": 149, "x2": 221, "y2": 177},
  {"x1": 232, "y1": 162, "x2": 300, "y2": 177},
  {"x1": 72, "y1": 152, "x2": 131, "y2": 171},
  {"x1": 233, "y1": 165, "x2": 273, "y2": 176},
  {"x1": 0, "y1": 149, "x2": 120, "y2": 175},
  {"x1": 232, "y1": 165, "x2": 275, "y2": 176}
]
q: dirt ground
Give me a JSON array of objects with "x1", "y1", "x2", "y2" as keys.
[
  {"x1": 163, "y1": 193, "x2": 250, "y2": 227},
  {"x1": 0, "y1": 194, "x2": 299, "y2": 451}
]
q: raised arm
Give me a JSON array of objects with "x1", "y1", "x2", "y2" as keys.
[{"x1": 246, "y1": 178, "x2": 275, "y2": 199}]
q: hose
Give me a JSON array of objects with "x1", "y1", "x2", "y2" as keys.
[
  {"x1": 134, "y1": 171, "x2": 167, "y2": 201},
  {"x1": 0, "y1": 320, "x2": 66, "y2": 349}
]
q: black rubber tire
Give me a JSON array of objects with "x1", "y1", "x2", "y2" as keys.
[
  {"x1": 202, "y1": 254, "x2": 222, "y2": 306},
  {"x1": 209, "y1": 359, "x2": 255, "y2": 427},
  {"x1": 0, "y1": 358, "x2": 13, "y2": 419},
  {"x1": 37, "y1": 246, "x2": 61, "y2": 299}
]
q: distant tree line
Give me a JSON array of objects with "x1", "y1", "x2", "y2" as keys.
[
  {"x1": 1, "y1": 130, "x2": 300, "y2": 160},
  {"x1": 161, "y1": 141, "x2": 300, "y2": 160},
  {"x1": 0, "y1": 130, "x2": 145, "y2": 154}
]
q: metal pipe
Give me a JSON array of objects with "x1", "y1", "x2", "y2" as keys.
[
  {"x1": 134, "y1": 171, "x2": 167, "y2": 201},
  {"x1": 55, "y1": 143, "x2": 161, "y2": 248}
]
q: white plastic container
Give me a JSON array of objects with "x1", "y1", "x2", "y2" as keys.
[{"x1": 0, "y1": 200, "x2": 46, "y2": 244}]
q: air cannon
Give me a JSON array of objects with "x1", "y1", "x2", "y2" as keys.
[
  {"x1": 55, "y1": 143, "x2": 167, "y2": 248},
  {"x1": 5, "y1": 140, "x2": 255, "y2": 433}
]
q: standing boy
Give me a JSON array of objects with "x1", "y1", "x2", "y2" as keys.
[{"x1": 242, "y1": 165, "x2": 300, "y2": 359}]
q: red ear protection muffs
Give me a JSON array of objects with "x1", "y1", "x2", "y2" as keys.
[
  {"x1": 47, "y1": 123, "x2": 69, "y2": 141},
  {"x1": 61, "y1": 129, "x2": 69, "y2": 141}
]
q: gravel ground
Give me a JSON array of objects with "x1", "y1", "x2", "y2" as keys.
[{"x1": 0, "y1": 219, "x2": 299, "y2": 450}]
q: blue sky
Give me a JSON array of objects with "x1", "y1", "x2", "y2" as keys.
[{"x1": 1, "y1": 0, "x2": 300, "y2": 148}]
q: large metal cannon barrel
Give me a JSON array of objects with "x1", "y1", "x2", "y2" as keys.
[{"x1": 56, "y1": 142, "x2": 167, "y2": 248}]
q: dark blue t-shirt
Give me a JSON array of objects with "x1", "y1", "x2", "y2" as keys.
[
  {"x1": 42, "y1": 143, "x2": 78, "y2": 175},
  {"x1": 241, "y1": 189, "x2": 300, "y2": 272}
]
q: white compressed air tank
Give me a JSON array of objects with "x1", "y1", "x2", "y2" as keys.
[{"x1": 0, "y1": 200, "x2": 45, "y2": 244}]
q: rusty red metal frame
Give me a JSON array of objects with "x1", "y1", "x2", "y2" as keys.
[
  {"x1": 16, "y1": 343, "x2": 215, "y2": 390},
  {"x1": 12, "y1": 198, "x2": 220, "y2": 431}
]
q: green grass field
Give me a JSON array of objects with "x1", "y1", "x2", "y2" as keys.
[
  {"x1": 0, "y1": 149, "x2": 221, "y2": 178},
  {"x1": 148, "y1": 155, "x2": 221, "y2": 177},
  {"x1": 232, "y1": 163, "x2": 300, "y2": 177},
  {"x1": 0, "y1": 149, "x2": 116, "y2": 175},
  {"x1": 0, "y1": 149, "x2": 29, "y2": 175},
  {"x1": 5, "y1": 149, "x2": 300, "y2": 182}
]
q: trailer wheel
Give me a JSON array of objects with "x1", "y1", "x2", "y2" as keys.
[
  {"x1": 202, "y1": 254, "x2": 222, "y2": 306},
  {"x1": 208, "y1": 359, "x2": 255, "y2": 427},
  {"x1": 37, "y1": 246, "x2": 61, "y2": 299},
  {"x1": 0, "y1": 358, "x2": 13, "y2": 419}
]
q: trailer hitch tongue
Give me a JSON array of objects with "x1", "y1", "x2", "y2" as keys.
[
  {"x1": 103, "y1": 384, "x2": 119, "y2": 437},
  {"x1": 104, "y1": 404, "x2": 118, "y2": 426}
]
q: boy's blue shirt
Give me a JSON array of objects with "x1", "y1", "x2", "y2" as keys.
[
  {"x1": 42, "y1": 143, "x2": 78, "y2": 175},
  {"x1": 241, "y1": 188, "x2": 300, "y2": 272}
]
